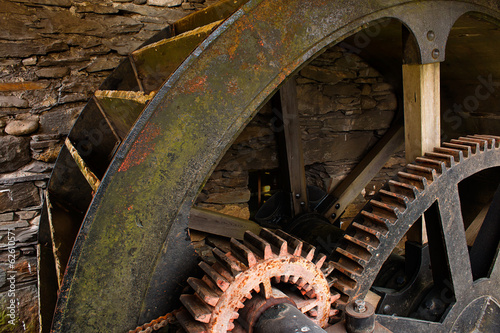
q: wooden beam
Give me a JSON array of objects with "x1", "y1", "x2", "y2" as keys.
[
  {"x1": 65, "y1": 138, "x2": 101, "y2": 192},
  {"x1": 403, "y1": 62, "x2": 441, "y2": 243},
  {"x1": 189, "y1": 207, "x2": 261, "y2": 240},
  {"x1": 321, "y1": 122, "x2": 404, "y2": 223},
  {"x1": 402, "y1": 63, "x2": 441, "y2": 162},
  {"x1": 280, "y1": 78, "x2": 309, "y2": 214}
]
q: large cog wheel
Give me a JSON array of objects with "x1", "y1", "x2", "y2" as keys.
[
  {"x1": 177, "y1": 228, "x2": 340, "y2": 332},
  {"x1": 330, "y1": 134, "x2": 500, "y2": 332}
]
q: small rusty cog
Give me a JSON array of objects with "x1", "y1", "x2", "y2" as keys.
[{"x1": 176, "y1": 228, "x2": 340, "y2": 332}]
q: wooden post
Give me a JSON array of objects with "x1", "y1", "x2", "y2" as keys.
[
  {"x1": 403, "y1": 62, "x2": 441, "y2": 162},
  {"x1": 403, "y1": 62, "x2": 441, "y2": 244}
]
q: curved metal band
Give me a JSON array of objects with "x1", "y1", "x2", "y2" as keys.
[{"x1": 52, "y1": 1, "x2": 500, "y2": 331}]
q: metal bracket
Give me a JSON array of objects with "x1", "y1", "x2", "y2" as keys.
[{"x1": 392, "y1": 2, "x2": 475, "y2": 64}]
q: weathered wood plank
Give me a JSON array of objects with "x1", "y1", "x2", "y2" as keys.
[
  {"x1": 94, "y1": 90, "x2": 152, "y2": 140},
  {"x1": 65, "y1": 138, "x2": 101, "y2": 193},
  {"x1": 189, "y1": 207, "x2": 261, "y2": 240},
  {"x1": 132, "y1": 21, "x2": 221, "y2": 93},
  {"x1": 173, "y1": 0, "x2": 248, "y2": 35},
  {"x1": 321, "y1": 122, "x2": 404, "y2": 223},
  {"x1": 280, "y1": 78, "x2": 308, "y2": 214}
]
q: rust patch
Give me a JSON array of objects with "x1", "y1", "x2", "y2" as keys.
[
  {"x1": 186, "y1": 75, "x2": 208, "y2": 94},
  {"x1": 118, "y1": 123, "x2": 161, "y2": 172}
]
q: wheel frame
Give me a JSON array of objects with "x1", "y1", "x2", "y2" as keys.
[{"x1": 50, "y1": 1, "x2": 500, "y2": 331}]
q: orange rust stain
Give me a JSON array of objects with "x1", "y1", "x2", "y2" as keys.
[
  {"x1": 226, "y1": 80, "x2": 239, "y2": 96},
  {"x1": 186, "y1": 75, "x2": 208, "y2": 93},
  {"x1": 118, "y1": 123, "x2": 161, "y2": 172}
]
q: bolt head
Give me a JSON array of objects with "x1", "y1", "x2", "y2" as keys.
[
  {"x1": 432, "y1": 48, "x2": 440, "y2": 59},
  {"x1": 427, "y1": 30, "x2": 435, "y2": 41},
  {"x1": 354, "y1": 300, "x2": 367, "y2": 313},
  {"x1": 383, "y1": 304, "x2": 392, "y2": 314}
]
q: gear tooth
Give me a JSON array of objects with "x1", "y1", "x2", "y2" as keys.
[
  {"x1": 406, "y1": 164, "x2": 437, "y2": 182},
  {"x1": 307, "y1": 306, "x2": 318, "y2": 318},
  {"x1": 379, "y1": 189, "x2": 409, "y2": 207},
  {"x1": 463, "y1": 135, "x2": 489, "y2": 150},
  {"x1": 244, "y1": 230, "x2": 273, "y2": 260},
  {"x1": 330, "y1": 307, "x2": 340, "y2": 317},
  {"x1": 335, "y1": 247, "x2": 369, "y2": 268},
  {"x1": 352, "y1": 221, "x2": 383, "y2": 238},
  {"x1": 302, "y1": 242, "x2": 316, "y2": 261},
  {"x1": 434, "y1": 147, "x2": 463, "y2": 163},
  {"x1": 213, "y1": 247, "x2": 242, "y2": 277},
  {"x1": 176, "y1": 308, "x2": 207, "y2": 333},
  {"x1": 360, "y1": 210, "x2": 391, "y2": 228},
  {"x1": 451, "y1": 139, "x2": 480, "y2": 154},
  {"x1": 230, "y1": 238, "x2": 257, "y2": 268},
  {"x1": 330, "y1": 291, "x2": 341, "y2": 304},
  {"x1": 199, "y1": 261, "x2": 230, "y2": 292},
  {"x1": 188, "y1": 277, "x2": 221, "y2": 307},
  {"x1": 424, "y1": 151, "x2": 454, "y2": 168},
  {"x1": 314, "y1": 253, "x2": 327, "y2": 269},
  {"x1": 321, "y1": 261, "x2": 335, "y2": 276},
  {"x1": 212, "y1": 262, "x2": 234, "y2": 282},
  {"x1": 305, "y1": 288, "x2": 316, "y2": 298},
  {"x1": 344, "y1": 234, "x2": 375, "y2": 252},
  {"x1": 296, "y1": 277, "x2": 308, "y2": 288},
  {"x1": 275, "y1": 229, "x2": 303, "y2": 256},
  {"x1": 415, "y1": 156, "x2": 446, "y2": 173},
  {"x1": 180, "y1": 294, "x2": 213, "y2": 324},
  {"x1": 388, "y1": 180, "x2": 418, "y2": 200},
  {"x1": 290, "y1": 275, "x2": 300, "y2": 284},
  {"x1": 273, "y1": 276, "x2": 281, "y2": 284},
  {"x1": 282, "y1": 275, "x2": 291, "y2": 283},
  {"x1": 331, "y1": 259, "x2": 361, "y2": 280},
  {"x1": 473, "y1": 134, "x2": 500, "y2": 148},
  {"x1": 259, "y1": 228, "x2": 288, "y2": 256},
  {"x1": 398, "y1": 171, "x2": 427, "y2": 190},
  {"x1": 442, "y1": 142, "x2": 472, "y2": 158},
  {"x1": 228, "y1": 321, "x2": 235, "y2": 331},
  {"x1": 370, "y1": 199, "x2": 399, "y2": 219},
  {"x1": 459, "y1": 136, "x2": 487, "y2": 151},
  {"x1": 329, "y1": 272, "x2": 355, "y2": 296}
]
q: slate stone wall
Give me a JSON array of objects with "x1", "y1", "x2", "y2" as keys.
[
  {"x1": 0, "y1": 1, "x2": 210, "y2": 331},
  {"x1": 197, "y1": 45, "x2": 405, "y2": 223}
]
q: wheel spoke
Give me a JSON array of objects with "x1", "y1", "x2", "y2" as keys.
[
  {"x1": 434, "y1": 185, "x2": 473, "y2": 299},
  {"x1": 278, "y1": 78, "x2": 308, "y2": 215},
  {"x1": 469, "y1": 182, "x2": 500, "y2": 280}
]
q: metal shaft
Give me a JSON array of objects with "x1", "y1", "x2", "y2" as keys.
[{"x1": 254, "y1": 303, "x2": 328, "y2": 333}]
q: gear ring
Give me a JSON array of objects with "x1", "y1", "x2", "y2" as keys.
[
  {"x1": 330, "y1": 134, "x2": 500, "y2": 330},
  {"x1": 177, "y1": 228, "x2": 340, "y2": 332}
]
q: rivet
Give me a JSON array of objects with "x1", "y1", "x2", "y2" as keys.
[
  {"x1": 335, "y1": 203, "x2": 340, "y2": 209},
  {"x1": 427, "y1": 30, "x2": 435, "y2": 41},
  {"x1": 295, "y1": 193, "x2": 301, "y2": 199},
  {"x1": 300, "y1": 201, "x2": 305, "y2": 206},
  {"x1": 331, "y1": 213, "x2": 336, "y2": 219},
  {"x1": 432, "y1": 48, "x2": 440, "y2": 59}
]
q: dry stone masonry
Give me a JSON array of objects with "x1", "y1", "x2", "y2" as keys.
[
  {"x1": 196, "y1": 45, "x2": 405, "y2": 223},
  {"x1": 0, "y1": 0, "x2": 212, "y2": 331}
]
